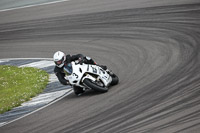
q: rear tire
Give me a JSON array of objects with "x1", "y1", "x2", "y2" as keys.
[
  {"x1": 110, "y1": 73, "x2": 119, "y2": 86},
  {"x1": 83, "y1": 79, "x2": 108, "y2": 93}
]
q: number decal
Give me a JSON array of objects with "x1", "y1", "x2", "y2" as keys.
[
  {"x1": 100, "y1": 68, "x2": 105, "y2": 74},
  {"x1": 73, "y1": 73, "x2": 79, "y2": 79},
  {"x1": 91, "y1": 66, "x2": 97, "y2": 73}
]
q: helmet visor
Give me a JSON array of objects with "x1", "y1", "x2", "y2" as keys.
[
  {"x1": 55, "y1": 60, "x2": 62, "y2": 65},
  {"x1": 64, "y1": 63, "x2": 73, "y2": 75},
  {"x1": 54, "y1": 56, "x2": 65, "y2": 66}
]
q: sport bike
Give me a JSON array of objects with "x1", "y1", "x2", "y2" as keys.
[{"x1": 63, "y1": 61, "x2": 119, "y2": 95}]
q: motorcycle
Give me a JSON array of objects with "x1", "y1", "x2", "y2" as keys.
[{"x1": 63, "y1": 61, "x2": 119, "y2": 95}]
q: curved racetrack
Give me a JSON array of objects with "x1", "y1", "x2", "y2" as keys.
[{"x1": 0, "y1": 0, "x2": 200, "y2": 133}]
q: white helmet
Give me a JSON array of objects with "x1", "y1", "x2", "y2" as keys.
[{"x1": 53, "y1": 51, "x2": 66, "y2": 68}]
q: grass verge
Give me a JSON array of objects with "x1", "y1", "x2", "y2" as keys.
[{"x1": 0, "y1": 65, "x2": 49, "y2": 114}]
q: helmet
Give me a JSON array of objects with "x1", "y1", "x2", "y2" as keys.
[{"x1": 53, "y1": 51, "x2": 66, "y2": 68}]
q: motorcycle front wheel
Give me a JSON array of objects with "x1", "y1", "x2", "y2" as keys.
[{"x1": 83, "y1": 79, "x2": 108, "y2": 93}]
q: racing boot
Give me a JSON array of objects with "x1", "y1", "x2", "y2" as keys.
[{"x1": 73, "y1": 85, "x2": 85, "y2": 96}]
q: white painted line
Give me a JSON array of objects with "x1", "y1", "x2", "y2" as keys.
[
  {"x1": 21, "y1": 89, "x2": 70, "y2": 107},
  {"x1": 0, "y1": 58, "x2": 52, "y2": 61},
  {"x1": 0, "y1": 122, "x2": 6, "y2": 127},
  {"x1": 0, "y1": 0, "x2": 70, "y2": 12},
  {"x1": 0, "y1": 59, "x2": 10, "y2": 63},
  {"x1": 0, "y1": 58, "x2": 52, "y2": 65},
  {"x1": 0, "y1": 89, "x2": 73, "y2": 127},
  {"x1": 19, "y1": 60, "x2": 54, "y2": 68}
]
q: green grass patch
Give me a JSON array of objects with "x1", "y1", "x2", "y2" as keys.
[{"x1": 0, "y1": 65, "x2": 49, "y2": 114}]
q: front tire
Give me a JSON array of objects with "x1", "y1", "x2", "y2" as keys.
[{"x1": 83, "y1": 79, "x2": 108, "y2": 93}]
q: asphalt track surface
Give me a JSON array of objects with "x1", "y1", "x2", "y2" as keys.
[{"x1": 0, "y1": 0, "x2": 200, "y2": 132}]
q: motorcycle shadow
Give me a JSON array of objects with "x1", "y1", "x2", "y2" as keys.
[
  {"x1": 80, "y1": 90, "x2": 107, "y2": 97},
  {"x1": 68, "y1": 90, "x2": 106, "y2": 99}
]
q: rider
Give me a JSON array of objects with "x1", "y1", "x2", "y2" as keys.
[{"x1": 53, "y1": 51, "x2": 107, "y2": 95}]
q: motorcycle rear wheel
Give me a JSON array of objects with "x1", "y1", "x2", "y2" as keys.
[{"x1": 110, "y1": 73, "x2": 119, "y2": 85}]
